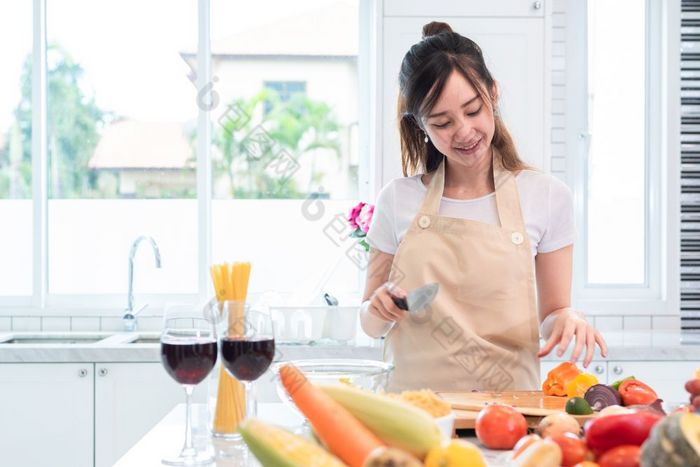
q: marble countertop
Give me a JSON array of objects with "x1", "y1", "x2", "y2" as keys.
[
  {"x1": 115, "y1": 403, "x2": 513, "y2": 467},
  {"x1": 0, "y1": 331, "x2": 383, "y2": 363},
  {"x1": 1, "y1": 330, "x2": 700, "y2": 363}
]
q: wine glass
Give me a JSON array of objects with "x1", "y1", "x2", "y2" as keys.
[
  {"x1": 220, "y1": 302, "x2": 275, "y2": 421},
  {"x1": 160, "y1": 307, "x2": 218, "y2": 466}
]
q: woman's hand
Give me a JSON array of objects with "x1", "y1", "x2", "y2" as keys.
[
  {"x1": 537, "y1": 308, "x2": 608, "y2": 368},
  {"x1": 367, "y1": 282, "x2": 409, "y2": 323}
]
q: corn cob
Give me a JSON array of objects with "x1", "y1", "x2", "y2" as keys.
[
  {"x1": 239, "y1": 418, "x2": 347, "y2": 467},
  {"x1": 318, "y1": 383, "x2": 442, "y2": 459}
]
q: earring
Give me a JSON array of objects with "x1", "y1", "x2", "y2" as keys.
[{"x1": 424, "y1": 133, "x2": 429, "y2": 143}]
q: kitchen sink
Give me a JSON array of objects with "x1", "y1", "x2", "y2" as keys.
[
  {"x1": 4, "y1": 337, "x2": 103, "y2": 344},
  {"x1": 0, "y1": 333, "x2": 113, "y2": 344},
  {"x1": 129, "y1": 337, "x2": 161, "y2": 344},
  {"x1": 119, "y1": 332, "x2": 161, "y2": 344}
]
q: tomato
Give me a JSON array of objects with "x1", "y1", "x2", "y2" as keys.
[
  {"x1": 545, "y1": 432, "x2": 587, "y2": 467},
  {"x1": 618, "y1": 380, "x2": 658, "y2": 406},
  {"x1": 475, "y1": 404, "x2": 528, "y2": 450},
  {"x1": 597, "y1": 445, "x2": 641, "y2": 467},
  {"x1": 573, "y1": 463, "x2": 599, "y2": 467}
]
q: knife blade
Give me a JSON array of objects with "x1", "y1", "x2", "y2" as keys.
[{"x1": 391, "y1": 282, "x2": 439, "y2": 313}]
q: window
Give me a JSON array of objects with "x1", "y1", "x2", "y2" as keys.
[
  {"x1": 1, "y1": 0, "x2": 366, "y2": 310},
  {"x1": 0, "y1": 1, "x2": 33, "y2": 298},
  {"x1": 586, "y1": 0, "x2": 646, "y2": 284},
  {"x1": 571, "y1": 0, "x2": 668, "y2": 312},
  {"x1": 263, "y1": 81, "x2": 307, "y2": 113},
  {"x1": 210, "y1": 0, "x2": 362, "y2": 299},
  {"x1": 46, "y1": 0, "x2": 199, "y2": 297}
]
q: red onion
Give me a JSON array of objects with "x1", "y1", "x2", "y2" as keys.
[
  {"x1": 627, "y1": 398, "x2": 666, "y2": 415},
  {"x1": 584, "y1": 384, "x2": 623, "y2": 411}
]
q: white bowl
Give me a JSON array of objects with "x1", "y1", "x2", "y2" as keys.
[
  {"x1": 273, "y1": 359, "x2": 394, "y2": 416},
  {"x1": 435, "y1": 412, "x2": 456, "y2": 440}
]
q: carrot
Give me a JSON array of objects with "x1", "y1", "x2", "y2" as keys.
[{"x1": 279, "y1": 364, "x2": 384, "y2": 467}]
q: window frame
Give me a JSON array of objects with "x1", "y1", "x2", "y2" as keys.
[
  {"x1": 568, "y1": 0, "x2": 681, "y2": 315},
  {"x1": 1, "y1": 0, "x2": 370, "y2": 313}
]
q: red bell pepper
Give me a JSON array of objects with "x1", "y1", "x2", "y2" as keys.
[
  {"x1": 618, "y1": 379, "x2": 658, "y2": 406},
  {"x1": 584, "y1": 412, "x2": 663, "y2": 456}
]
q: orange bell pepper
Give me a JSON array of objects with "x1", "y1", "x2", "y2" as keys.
[{"x1": 542, "y1": 362, "x2": 582, "y2": 396}]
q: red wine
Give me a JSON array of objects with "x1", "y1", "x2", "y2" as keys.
[
  {"x1": 161, "y1": 340, "x2": 217, "y2": 385},
  {"x1": 221, "y1": 337, "x2": 275, "y2": 381}
]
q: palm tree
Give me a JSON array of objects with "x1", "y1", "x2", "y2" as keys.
[{"x1": 213, "y1": 89, "x2": 342, "y2": 199}]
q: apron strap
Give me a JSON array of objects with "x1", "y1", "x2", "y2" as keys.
[
  {"x1": 421, "y1": 157, "x2": 446, "y2": 216},
  {"x1": 419, "y1": 150, "x2": 526, "y2": 232},
  {"x1": 493, "y1": 154, "x2": 526, "y2": 231}
]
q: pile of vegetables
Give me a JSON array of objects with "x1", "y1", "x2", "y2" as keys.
[
  {"x1": 502, "y1": 367, "x2": 700, "y2": 467},
  {"x1": 241, "y1": 363, "x2": 700, "y2": 467},
  {"x1": 542, "y1": 362, "x2": 663, "y2": 417},
  {"x1": 241, "y1": 363, "x2": 489, "y2": 467}
]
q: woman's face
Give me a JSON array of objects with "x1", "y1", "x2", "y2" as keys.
[{"x1": 421, "y1": 70, "x2": 496, "y2": 170}]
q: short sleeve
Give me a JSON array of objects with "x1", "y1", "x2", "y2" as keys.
[
  {"x1": 538, "y1": 176, "x2": 576, "y2": 253},
  {"x1": 366, "y1": 182, "x2": 398, "y2": 255}
]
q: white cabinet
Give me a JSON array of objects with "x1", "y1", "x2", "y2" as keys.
[
  {"x1": 0, "y1": 363, "x2": 94, "y2": 467},
  {"x1": 384, "y1": 0, "x2": 546, "y2": 17},
  {"x1": 381, "y1": 16, "x2": 547, "y2": 187},
  {"x1": 95, "y1": 362, "x2": 209, "y2": 467},
  {"x1": 607, "y1": 361, "x2": 698, "y2": 405}
]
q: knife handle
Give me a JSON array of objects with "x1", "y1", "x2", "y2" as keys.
[{"x1": 391, "y1": 295, "x2": 409, "y2": 311}]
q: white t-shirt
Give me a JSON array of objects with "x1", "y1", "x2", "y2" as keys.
[{"x1": 367, "y1": 170, "x2": 576, "y2": 258}]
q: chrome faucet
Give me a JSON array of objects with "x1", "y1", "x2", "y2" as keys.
[{"x1": 124, "y1": 235, "x2": 162, "y2": 331}]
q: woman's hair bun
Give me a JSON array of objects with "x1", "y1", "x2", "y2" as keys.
[{"x1": 422, "y1": 21, "x2": 453, "y2": 39}]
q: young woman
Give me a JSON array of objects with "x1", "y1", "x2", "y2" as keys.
[{"x1": 360, "y1": 22, "x2": 607, "y2": 391}]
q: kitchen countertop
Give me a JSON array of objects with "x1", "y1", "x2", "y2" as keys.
[
  {"x1": 115, "y1": 403, "x2": 513, "y2": 466},
  {"x1": 2, "y1": 331, "x2": 700, "y2": 363}
]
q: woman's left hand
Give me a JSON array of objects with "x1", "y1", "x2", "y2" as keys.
[{"x1": 537, "y1": 308, "x2": 608, "y2": 368}]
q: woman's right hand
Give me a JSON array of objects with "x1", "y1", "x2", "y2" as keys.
[{"x1": 367, "y1": 282, "x2": 409, "y2": 323}]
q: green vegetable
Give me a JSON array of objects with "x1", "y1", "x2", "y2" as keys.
[
  {"x1": 640, "y1": 412, "x2": 700, "y2": 467},
  {"x1": 610, "y1": 376, "x2": 635, "y2": 391},
  {"x1": 565, "y1": 397, "x2": 594, "y2": 415}
]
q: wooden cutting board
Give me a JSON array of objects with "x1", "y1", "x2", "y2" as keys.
[
  {"x1": 452, "y1": 409, "x2": 559, "y2": 430},
  {"x1": 440, "y1": 391, "x2": 595, "y2": 429}
]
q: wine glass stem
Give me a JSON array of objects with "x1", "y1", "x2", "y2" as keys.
[
  {"x1": 181, "y1": 385, "x2": 196, "y2": 458},
  {"x1": 244, "y1": 381, "x2": 256, "y2": 419}
]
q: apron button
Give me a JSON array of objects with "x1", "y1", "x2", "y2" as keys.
[
  {"x1": 511, "y1": 231, "x2": 524, "y2": 245},
  {"x1": 418, "y1": 215, "x2": 431, "y2": 229}
]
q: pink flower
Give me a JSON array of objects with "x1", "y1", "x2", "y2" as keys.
[
  {"x1": 347, "y1": 202, "x2": 366, "y2": 230},
  {"x1": 356, "y1": 203, "x2": 374, "y2": 234}
]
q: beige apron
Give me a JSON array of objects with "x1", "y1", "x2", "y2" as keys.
[{"x1": 385, "y1": 151, "x2": 540, "y2": 392}]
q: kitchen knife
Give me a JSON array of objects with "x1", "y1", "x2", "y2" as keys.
[{"x1": 391, "y1": 282, "x2": 439, "y2": 313}]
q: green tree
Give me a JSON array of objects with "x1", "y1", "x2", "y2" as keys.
[
  {"x1": 267, "y1": 93, "x2": 341, "y2": 192},
  {"x1": 7, "y1": 44, "x2": 106, "y2": 198},
  {"x1": 213, "y1": 89, "x2": 341, "y2": 199}
]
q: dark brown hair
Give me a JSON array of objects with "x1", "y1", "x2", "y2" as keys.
[{"x1": 397, "y1": 21, "x2": 527, "y2": 176}]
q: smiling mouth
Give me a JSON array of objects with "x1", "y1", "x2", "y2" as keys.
[{"x1": 454, "y1": 139, "x2": 481, "y2": 152}]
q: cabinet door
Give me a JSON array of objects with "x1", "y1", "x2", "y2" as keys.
[
  {"x1": 0, "y1": 363, "x2": 94, "y2": 467},
  {"x1": 384, "y1": 0, "x2": 546, "y2": 18},
  {"x1": 95, "y1": 362, "x2": 208, "y2": 467},
  {"x1": 381, "y1": 17, "x2": 546, "y2": 187},
  {"x1": 608, "y1": 361, "x2": 698, "y2": 405},
  {"x1": 541, "y1": 361, "x2": 608, "y2": 385}
]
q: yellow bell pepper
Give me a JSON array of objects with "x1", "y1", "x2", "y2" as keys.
[
  {"x1": 424, "y1": 439, "x2": 487, "y2": 467},
  {"x1": 565, "y1": 373, "x2": 599, "y2": 398}
]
